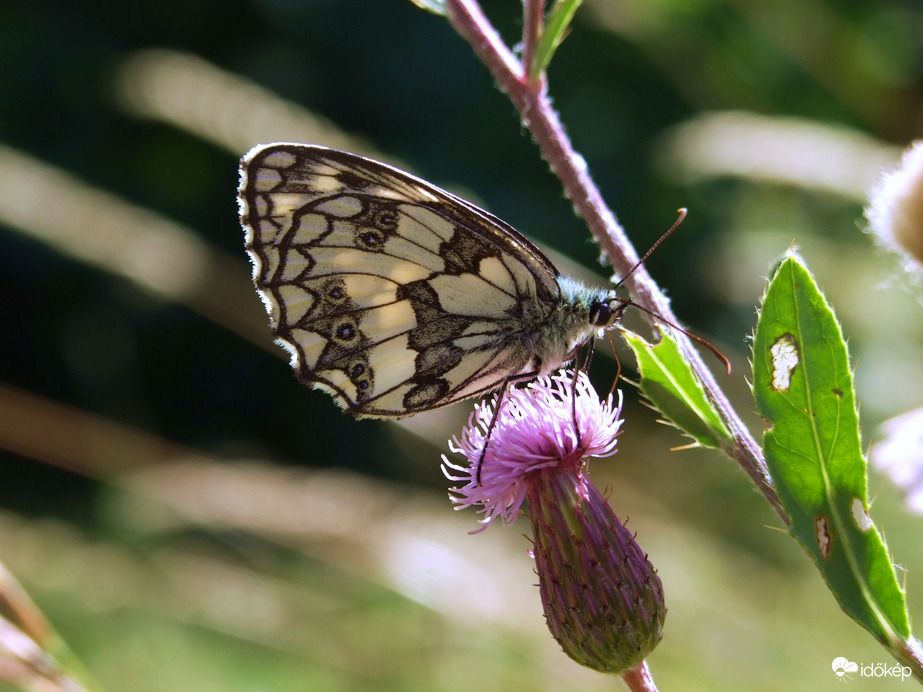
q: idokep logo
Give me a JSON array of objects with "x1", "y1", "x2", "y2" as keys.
[
  {"x1": 832, "y1": 658, "x2": 858, "y2": 682},
  {"x1": 831, "y1": 656, "x2": 912, "y2": 683}
]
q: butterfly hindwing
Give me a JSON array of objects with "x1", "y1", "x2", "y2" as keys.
[{"x1": 239, "y1": 143, "x2": 567, "y2": 416}]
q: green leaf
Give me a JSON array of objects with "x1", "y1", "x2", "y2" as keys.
[
  {"x1": 531, "y1": 0, "x2": 584, "y2": 78},
  {"x1": 752, "y1": 253, "x2": 910, "y2": 644},
  {"x1": 622, "y1": 329, "x2": 732, "y2": 449},
  {"x1": 408, "y1": 0, "x2": 446, "y2": 15}
]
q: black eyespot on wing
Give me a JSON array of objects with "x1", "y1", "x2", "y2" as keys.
[
  {"x1": 356, "y1": 229, "x2": 386, "y2": 250},
  {"x1": 326, "y1": 282, "x2": 346, "y2": 301}
]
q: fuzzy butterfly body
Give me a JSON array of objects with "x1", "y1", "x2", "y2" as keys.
[{"x1": 238, "y1": 143, "x2": 626, "y2": 417}]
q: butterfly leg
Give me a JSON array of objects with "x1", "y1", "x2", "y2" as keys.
[
  {"x1": 607, "y1": 331, "x2": 622, "y2": 398},
  {"x1": 570, "y1": 340, "x2": 596, "y2": 456},
  {"x1": 475, "y1": 372, "x2": 538, "y2": 485}
]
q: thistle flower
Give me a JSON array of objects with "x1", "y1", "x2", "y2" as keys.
[
  {"x1": 443, "y1": 370, "x2": 666, "y2": 675},
  {"x1": 443, "y1": 370, "x2": 622, "y2": 530}
]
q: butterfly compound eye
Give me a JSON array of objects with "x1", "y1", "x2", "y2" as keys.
[{"x1": 590, "y1": 300, "x2": 615, "y2": 328}]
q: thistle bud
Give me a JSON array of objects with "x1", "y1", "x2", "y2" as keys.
[
  {"x1": 866, "y1": 140, "x2": 923, "y2": 271},
  {"x1": 529, "y1": 470, "x2": 665, "y2": 673}
]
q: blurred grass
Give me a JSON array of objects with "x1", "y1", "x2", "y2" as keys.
[{"x1": 0, "y1": 0, "x2": 922, "y2": 689}]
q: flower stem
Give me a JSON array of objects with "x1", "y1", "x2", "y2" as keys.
[
  {"x1": 621, "y1": 661, "x2": 659, "y2": 692},
  {"x1": 444, "y1": 0, "x2": 786, "y2": 524}
]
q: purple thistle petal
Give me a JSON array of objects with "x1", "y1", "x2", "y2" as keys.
[{"x1": 442, "y1": 370, "x2": 623, "y2": 530}]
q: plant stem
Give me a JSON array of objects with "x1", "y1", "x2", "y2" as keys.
[
  {"x1": 622, "y1": 662, "x2": 659, "y2": 692},
  {"x1": 895, "y1": 636, "x2": 923, "y2": 683},
  {"x1": 444, "y1": 0, "x2": 786, "y2": 524}
]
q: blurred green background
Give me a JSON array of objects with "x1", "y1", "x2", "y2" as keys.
[{"x1": 1, "y1": 0, "x2": 922, "y2": 690}]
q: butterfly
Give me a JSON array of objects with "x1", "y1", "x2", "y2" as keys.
[{"x1": 238, "y1": 143, "x2": 633, "y2": 419}]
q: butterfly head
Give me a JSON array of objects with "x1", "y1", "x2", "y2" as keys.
[
  {"x1": 555, "y1": 278, "x2": 628, "y2": 339},
  {"x1": 589, "y1": 294, "x2": 628, "y2": 330}
]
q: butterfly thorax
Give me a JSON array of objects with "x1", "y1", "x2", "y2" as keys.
[{"x1": 528, "y1": 276, "x2": 620, "y2": 376}]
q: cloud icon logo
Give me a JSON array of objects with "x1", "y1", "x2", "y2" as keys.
[{"x1": 832, "y1": 657, "x2": 859, "y2": 680}]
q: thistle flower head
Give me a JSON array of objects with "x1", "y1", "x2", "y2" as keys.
[
  {"x1": 443, "y1": 370, "x2": 665, "y2": 674},
  {"x1": 442, "y1": 370, "x2": 623, "y2": 531}
]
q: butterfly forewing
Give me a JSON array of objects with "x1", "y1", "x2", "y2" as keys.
[{"x1": 239, "y1": 143, "x2": 566, "y2": 417}]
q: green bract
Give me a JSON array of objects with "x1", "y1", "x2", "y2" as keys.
[{"x1": 623, "y1": 329, "x2": 732, "y2": 449}]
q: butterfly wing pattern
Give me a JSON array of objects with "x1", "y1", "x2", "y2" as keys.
[{"x1": 239, "y1": 144, "x2": 620, "y2": 417}]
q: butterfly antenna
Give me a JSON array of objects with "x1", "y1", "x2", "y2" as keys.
[
  {"x1": 615, "y1": 208, "x2": 687, "y2": 289},
  {"x1": 609, "y1": 207, "x2": 731, "y2": 374},
  {"x1": 622, "y1": 298, "x2": 731, "y2": 375}
]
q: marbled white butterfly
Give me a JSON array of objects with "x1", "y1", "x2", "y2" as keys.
[{"x1": 238, "y1": 143, "x2": 638, "y2": 418}]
